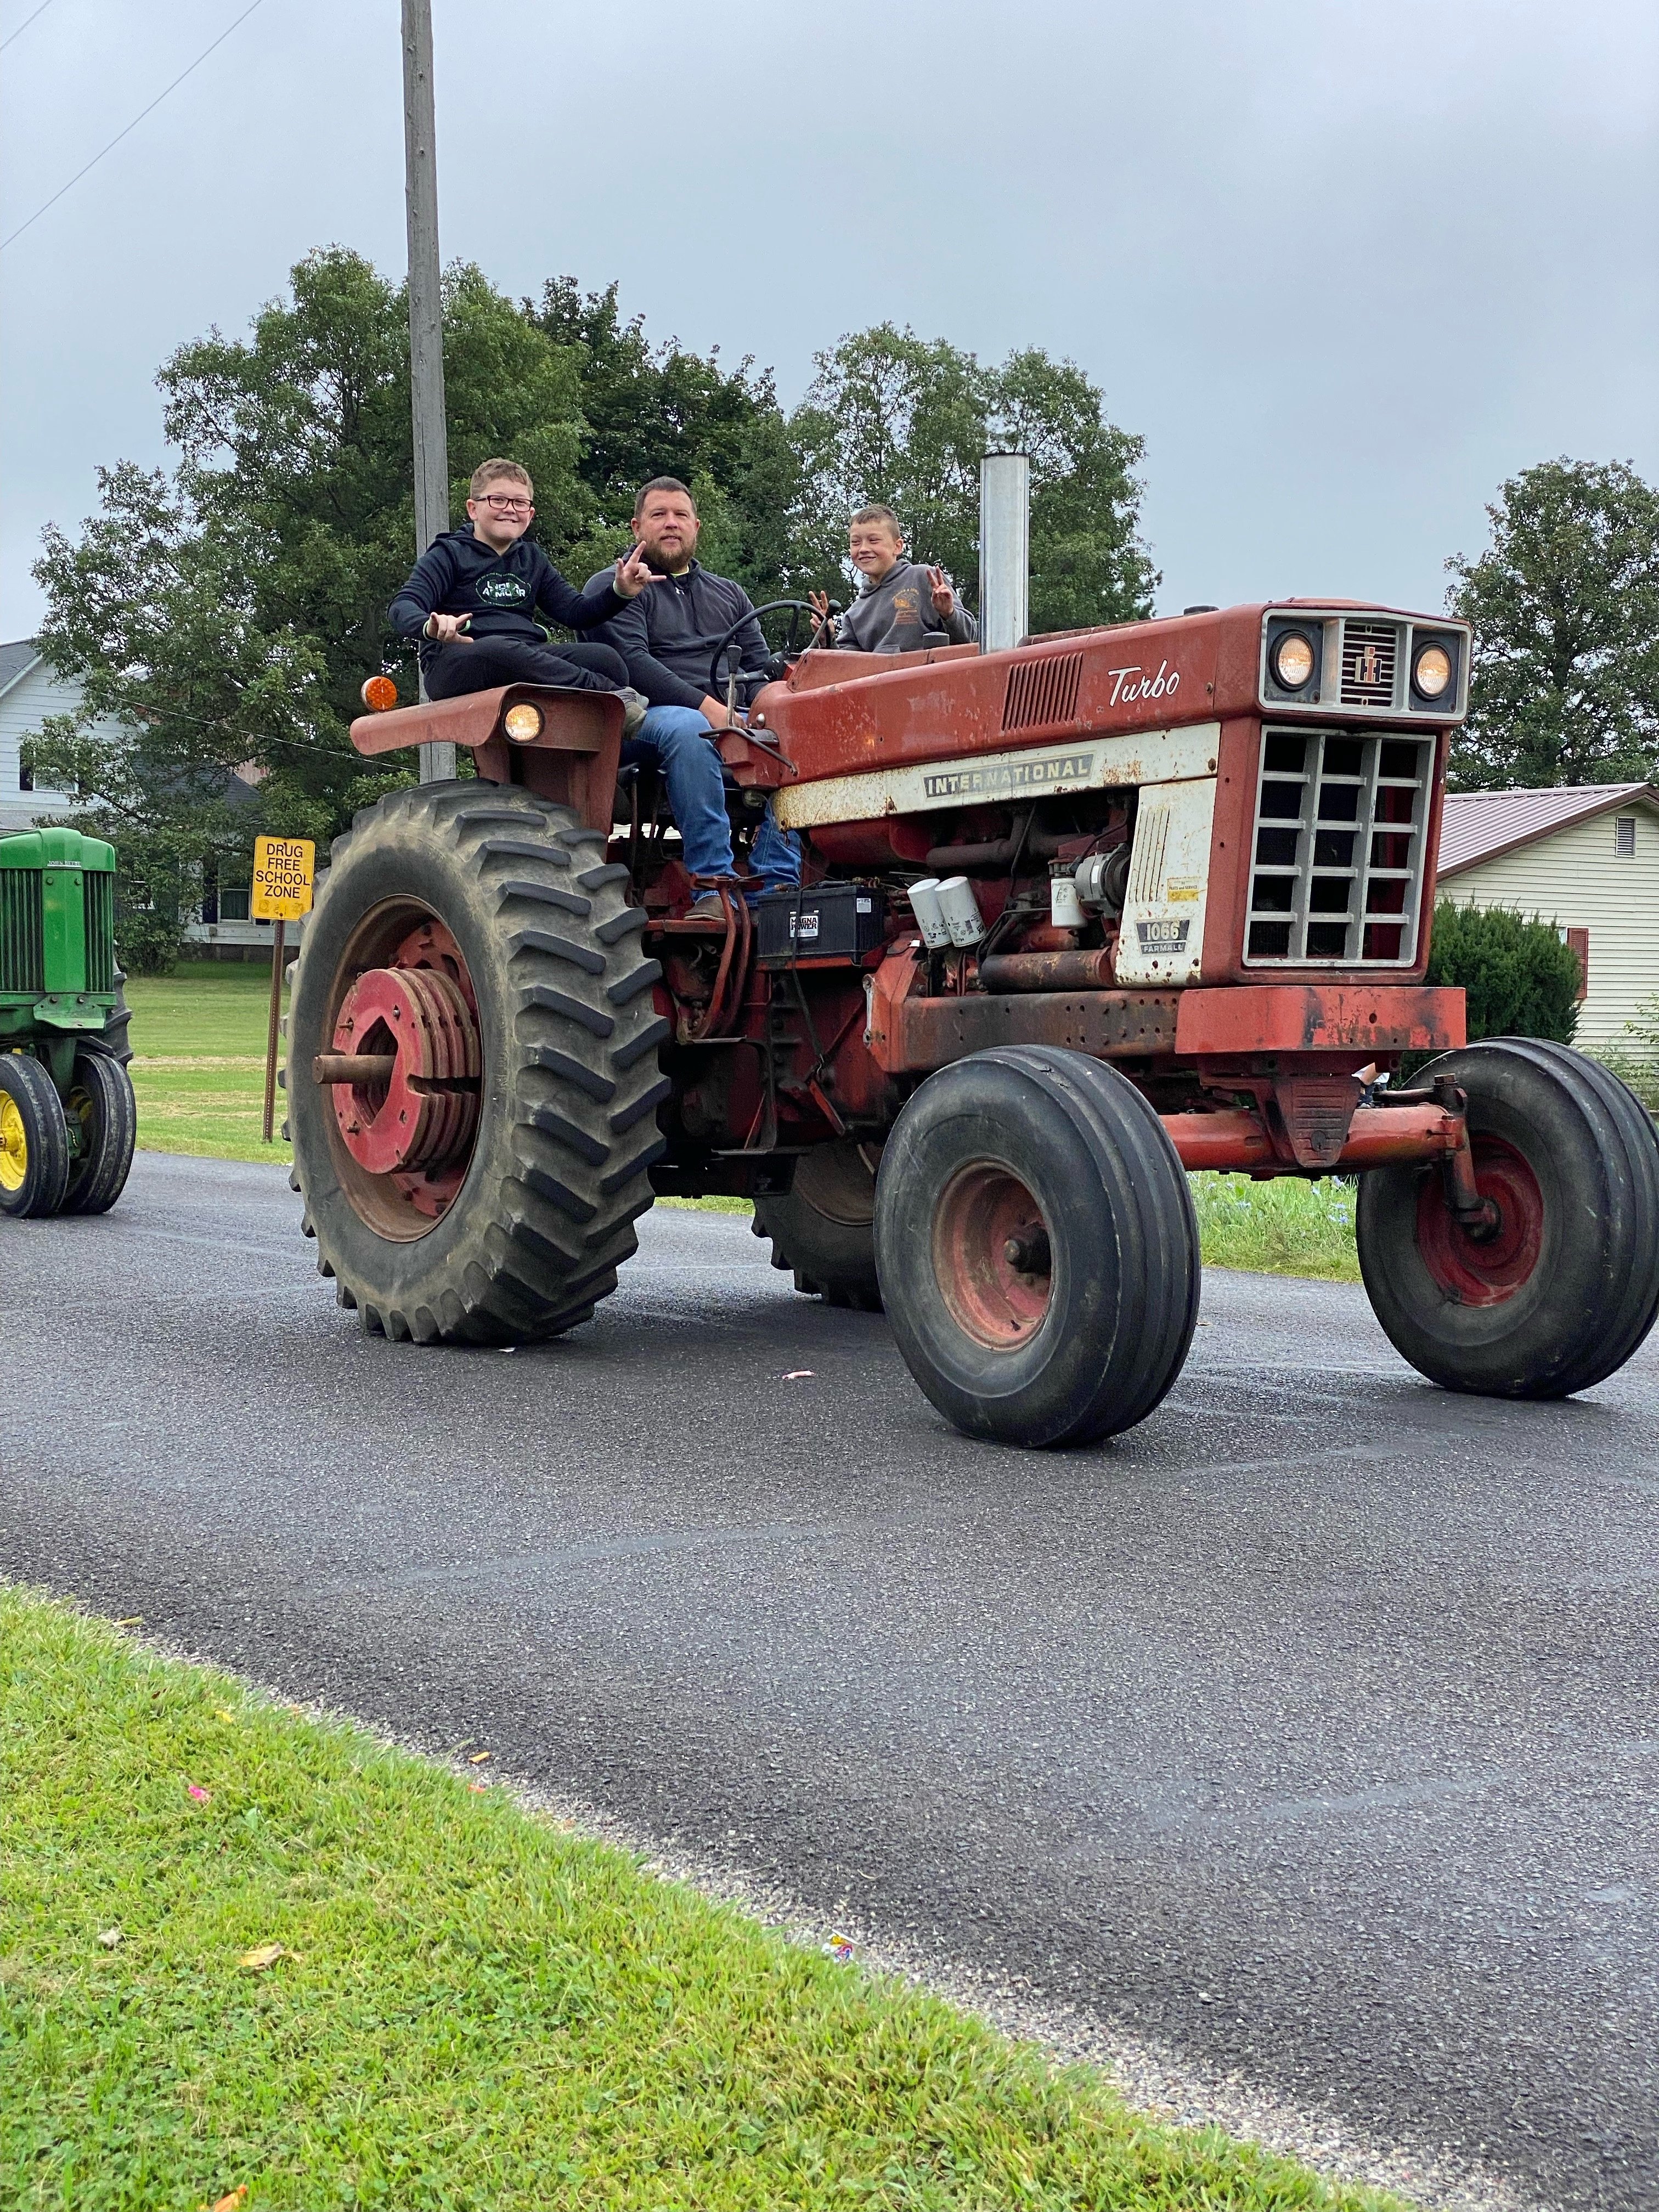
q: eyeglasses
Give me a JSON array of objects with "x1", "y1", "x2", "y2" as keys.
[{"x1": 477, "y1": 493, "x2": 532, "y2": 513}]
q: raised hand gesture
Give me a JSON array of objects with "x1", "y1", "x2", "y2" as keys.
[
  {"x1": 614, "y1": 544, "x2": 663, "y2": 600},
  {"x1": 927, "y1": 567, "x2": 956, "y2": 617},
  {"x1": 808, "y1": 588, "x2": 836, "y2": 635}
]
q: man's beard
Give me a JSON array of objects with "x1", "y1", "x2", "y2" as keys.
[{"x1": 639, "y1": 533, "x2": 696, "y2": 574}]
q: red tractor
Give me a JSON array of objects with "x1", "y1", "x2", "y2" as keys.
[{"x1": 285, "y1": 590, "x2": 1659, "y2": 1447}]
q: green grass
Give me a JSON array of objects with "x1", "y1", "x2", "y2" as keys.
[
  {"x1": 120, "y1": 967, "x2": 1362, "y2": 1279},
  {"x1": 123, "y1": 962, "x2": 287, "y2": 1164},
  {"x1": 1188, "y1": 1174, "x2": 1359, "y2": 1284},
  {"x1": 0, "y1": 1587, "x2": 1402, "y2": 2212}
]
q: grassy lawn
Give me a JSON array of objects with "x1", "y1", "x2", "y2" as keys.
[
  {"x1": 122, "y1": 964, "x2": 1363, "y2": 1277},
  {"x1": 0, "y1": 1587, "x2": 1400, "y2": 2212},
  {"x1": 124, "y1": 961, "x2": 287, "y2": 1164}
]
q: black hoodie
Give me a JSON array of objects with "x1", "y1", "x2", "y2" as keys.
[{"x1": 390, "y1": 523, "x2": 624, "y2": 667}]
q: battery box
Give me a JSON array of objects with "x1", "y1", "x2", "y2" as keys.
[{"x1": 754, "y1": 882, "x2": 888, "y2": 967}]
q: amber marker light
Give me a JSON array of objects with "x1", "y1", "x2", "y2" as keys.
[
  {"x1": 1413, "y1": 642, "x2": 1453, "y2": 699},
  {"x1": 1271, "y1": 630, "x2": 1316, "y2": 690},
  {"x1": 360, "y1": 675, "x2": 399, "y2": 712},
  {"x1": 503, "y1": 702, "x2": 544, "y2": 742}
]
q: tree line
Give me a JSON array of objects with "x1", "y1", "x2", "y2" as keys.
[{"x1": 22, "y1": 244, "x2": 1659, "y2": 969}]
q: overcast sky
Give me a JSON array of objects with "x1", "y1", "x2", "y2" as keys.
[{"x1": 2, "y1": 0, "x2": 1654, "y2": 640}]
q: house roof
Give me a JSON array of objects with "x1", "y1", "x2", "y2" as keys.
[
  {"x1": 1437, "y1": 784, "x2": 1659, "y2": 878},
  {"x1": 0, "y1": 638, "x2": 42, "y2": 697}
]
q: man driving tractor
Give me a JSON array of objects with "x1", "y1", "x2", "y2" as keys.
[{"x1": 590, "y1": 476, "x2": 800, "y2": 908}]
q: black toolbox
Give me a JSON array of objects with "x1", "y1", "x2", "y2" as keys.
[{"x1": 754, "y1": 882, "x2": 887, "y2": 967}]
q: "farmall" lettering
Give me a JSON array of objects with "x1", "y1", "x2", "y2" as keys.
[{"x1": 1107, "y1": 659, "x2": 1181, "y2": 707}]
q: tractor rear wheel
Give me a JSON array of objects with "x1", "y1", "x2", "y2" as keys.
[
  {"x1": 753, "y1": 1140, "x2": 883, "y2": 1309},
  {"x1": 287, "y1": 783, "x2": 669, "y2": 1344},
  {"x1": 60, "y1": 1045, "x2": 138, "y2": 1214},
  {"x1": 1357, "y1": 1037, "x2": 1659, "y2": 1397},
  {"x1": 874, "y1": 1046, "x2": 1200, "y2": 1446},
  {"x1": 0, "y1": 1052, "x2": 71, "y2": 1219}
]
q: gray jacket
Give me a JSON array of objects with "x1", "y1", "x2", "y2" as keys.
[{"x1": 832, "y1": 559, "x2": 978, "y2": 654}]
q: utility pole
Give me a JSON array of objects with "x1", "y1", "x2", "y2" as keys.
[{"x1": 402, "y1": 0, "x2": 454, "y2": 781}]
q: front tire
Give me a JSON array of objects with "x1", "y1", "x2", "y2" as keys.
[
  {"x1": 0, "y1": 1053, "x2": 71, "y2": 1218},
  {"x1": 874, "y1": 1047, "x2": 1200, "y2": 1447},
  {"x1": 60, "y1": 1046, "x2": 138, "y2": 1215},
  {"x1": 1357, "y1": 1038, "x2": 1659, "y2": 1397},
  {"x1": 288, "y1": 783, "x2": 669, "y2": 1345}
]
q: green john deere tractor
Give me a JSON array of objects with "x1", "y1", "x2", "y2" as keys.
[{"x1": 0, "y1": 826, "x2": 136, "y2": 1218}]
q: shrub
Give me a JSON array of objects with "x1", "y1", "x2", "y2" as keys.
[
  {"x1": 1424, "y1": 900, "x2": 1581, "y2": 1045},
  {"x1": 1597, "y1": 994, "x2": 1659, "y2": 1112}
]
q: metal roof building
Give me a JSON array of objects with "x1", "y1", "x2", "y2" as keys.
[{"x1": 1435, "y1": 784, "x2": 1659, "y2": 1049}]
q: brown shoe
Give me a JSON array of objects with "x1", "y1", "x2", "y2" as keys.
[{"x1": 686, "y1": 891, "x2": 729, "y2": 921}]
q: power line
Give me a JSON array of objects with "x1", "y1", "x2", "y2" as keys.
[
  {"x1": 0, "y1": 0, "x2": 266, "y2": 254},
  {"x1": 1, "y1": 1, "x2": 57, "y2": 54}
]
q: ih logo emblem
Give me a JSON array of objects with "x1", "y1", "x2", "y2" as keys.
[{"x1": 1356, "y1": 643, "x2": 1382, "y2": 686}]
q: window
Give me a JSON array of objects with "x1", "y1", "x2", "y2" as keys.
[
  {"x1": 1615, "y1": 816, "x2": 1637, "y2": 856},
  {"x1": 18, "y1": 757, "x2": 32, "y2": 792},
  {"x1": 1565, "y1": 927, "x2": 1590, "y2": 1001}
]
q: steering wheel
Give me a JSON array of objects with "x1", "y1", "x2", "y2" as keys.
[{"x1": 707, "y1": 599, "x2": 831, "y2": 698}]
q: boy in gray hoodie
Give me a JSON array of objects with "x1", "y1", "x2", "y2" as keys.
[{"x1": 810, "y1": 504, "x2": 978, "y2": 654}]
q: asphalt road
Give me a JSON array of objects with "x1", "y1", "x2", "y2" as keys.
[{"x1": 5, "y1": 1152, "x2": 1659, "y2": 2208}]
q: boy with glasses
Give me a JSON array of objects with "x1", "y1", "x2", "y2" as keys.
[{"x1": 389, "y1": 457, "x2": 653, "y2": 730}]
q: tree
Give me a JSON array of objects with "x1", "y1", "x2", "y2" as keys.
[
  {"x1": 1424, "y1": 901, "x2": 1581, "y2": 1045},
  {"x1": 526, "y1": 278, "x2": 805, "y2": 602},
  {"x1": 790, "y1": 324, "x2": 1157, "y2": 631},
  {"x1": 29, "y1": 249, "x2": 599, "y2": 945},
  {"x1": 1447, "y1": 459, "x2": 1659, "y2": 789}
]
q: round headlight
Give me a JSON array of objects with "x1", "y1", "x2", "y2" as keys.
[
  {"x1": 503, "y1": 701, "x2": 544, "y2": 743},
  {"x1": 1413, "y1": 642, "x2": 1453, "y2": 699},
  {"x1": 1272, "y1": 630, "x2": 1317, "y2": 691}
]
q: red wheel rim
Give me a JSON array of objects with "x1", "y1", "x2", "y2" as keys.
[
  {"x1": 932, "y1": 1163, "x2": 1053, "y2": 1348},
  {"x1": 321, "y1": 907, "x2": 483, "y2": 1239},
  {"x1": 1416, "y1": 1134, "x2": 1544, "y2": 1307}
]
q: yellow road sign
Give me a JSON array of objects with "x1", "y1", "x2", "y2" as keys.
[{"x1": 251, "y1": 835, "x2": 316, "y2": 921}]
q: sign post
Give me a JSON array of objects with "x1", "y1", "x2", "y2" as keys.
[{"x1": 251, "y1": 835, "x2": 316, "y2": 1144}]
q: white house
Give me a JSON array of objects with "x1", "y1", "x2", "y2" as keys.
[
  {"x1": 0, "y1": 635, "x2": 309, "y2": 957},
  {"x1": 0, "y1": 638, "x2": 80, "y2": 834},
  {"x1": 1435, "y1": 784, "x2": 1659, "y2": 1049}
]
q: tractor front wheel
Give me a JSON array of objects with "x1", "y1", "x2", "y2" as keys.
[
  {"x1": 0, "y1": 1053, "x2": 71, "y2": 1219},
  {"x1": 1357, "y1": 1038, "x2": 1659, "y2": 1397},
  {"x1": 753, "y1": 1140, "x2": 883, "y2": 1310},
  {"x1": 60, "y1": 1045, "x2": 138, "y2": 1215},
  {"x1": 287, "y1": 783, "x2": 669, "y2": 1344},
  {"x1": 874, "y1": 1047, "x2": 1200, "y2": 1446}
]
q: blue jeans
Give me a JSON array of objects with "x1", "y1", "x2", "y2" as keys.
[{"x1": 623, "y1": 705, "x2": 800, "y2": 892}]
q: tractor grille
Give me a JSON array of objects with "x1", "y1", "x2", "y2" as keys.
[
  {"x1": 1002, "y1": 651, "x2": 1083, "y2": 733},
  {"x1": 0, "y1": 868, "x2": 45, "y2": 994},
  {"x1": 1245, "y1": 726, "x2": 1431, "y2": 966},
  {"x1": 83, "y1": 869, "x2": 115, "y2": 993},
  {"x1": 1339, "y1": 621, "x2": 1400, "y2": 708}
]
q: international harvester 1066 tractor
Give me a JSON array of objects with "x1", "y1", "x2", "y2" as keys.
[{"x1": 286, "y1": 510, "x2": 1659, "y2": 1447}]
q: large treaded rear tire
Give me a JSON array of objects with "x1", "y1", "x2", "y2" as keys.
[
  {"x1": 874, "y1": 1046, "x2": 1200, "y2": 1447},
  {"x1": 753, "y1": 1141, "x2": 883, "y2": 1310},
  {"x1": 287, "y1": 783, "x2": 669, "y2": 1344},
  {"x1": 1357, "y1": 1037, "x2": 1659, "y2": 1397}
]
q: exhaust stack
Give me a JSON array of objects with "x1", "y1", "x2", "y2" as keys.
[{"x1": 978, "y1": 450, "x2": 1030, "y2": 653}]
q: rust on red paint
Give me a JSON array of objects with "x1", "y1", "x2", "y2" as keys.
[{"x1": 1175, "y1": 984, "x2": 1464, "y2": 1056}]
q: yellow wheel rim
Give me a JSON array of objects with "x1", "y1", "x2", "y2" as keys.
[{"x1": 0, "y1": 1091, "x2": 27, "y2": 1194}]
